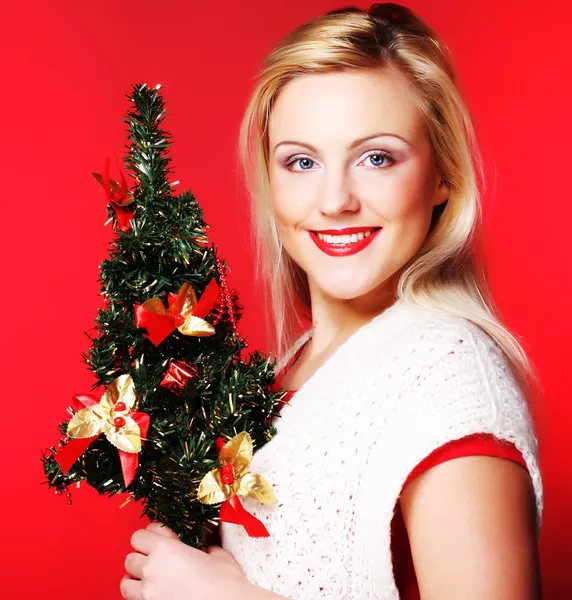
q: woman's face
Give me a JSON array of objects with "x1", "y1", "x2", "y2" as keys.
[{"x1": 268, "y1": 67, "x2": 449, "y2": 308}]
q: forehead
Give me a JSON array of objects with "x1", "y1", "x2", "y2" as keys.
[{"x1": 269, "y1": 68, "x2": 425, "y2": 147}]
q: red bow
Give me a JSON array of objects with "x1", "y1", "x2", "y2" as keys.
[
  {"x1": 91, "y1": 155, "x2": 135, "y2": 232},
  {"x1": 134, "y1": 278, "x2": 220, "y2": 346},
  {"x1": 219, "y1": 495, "x2": 271, "y2": 537}
]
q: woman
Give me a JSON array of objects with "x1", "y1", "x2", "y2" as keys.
[{"x1": 120, "y1": 4, "x2": 543, "y2": 599}]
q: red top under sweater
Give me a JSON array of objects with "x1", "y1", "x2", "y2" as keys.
[{"x1": 272, "y1": 346, "x2": 528, "y2": 600}]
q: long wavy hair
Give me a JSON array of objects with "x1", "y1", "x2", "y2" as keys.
[{"x1": 236, "y1": 2, "x2": 543, "y2": 412}]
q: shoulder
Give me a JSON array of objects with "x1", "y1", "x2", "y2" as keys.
[
  {"x1": 365, "y1": 299, "x2": 544, "y2": 530},
  {"x1": 371, "y1": 298, "x2": 500, "y2": 351},
  {"x1": 367, "y1": 299, "x2": 519, "y2": 389},
  {"x1": 355, "y1": 299, "x2": 530, "y2": 418},
  {"x1": 381, "y1": 300, "x2": 534, "y2": 437}
]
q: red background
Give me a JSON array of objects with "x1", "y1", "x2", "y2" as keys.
[{"x1": 1, "y1": 1, "x2": 570, "y2": 597}]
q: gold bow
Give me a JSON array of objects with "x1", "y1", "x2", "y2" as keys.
[
  {"x1": 67, "y1": 374, "x2": 143, "y2": 453},
  {"x1": 134, "y1": 280, "x2": 219, "y2": 347},
  {"x1": 163, "y1": 281, "x2": 216, "y2": 337},
  {"x1": 198, "y1": 431, "x2": 276, "y2": 505}
]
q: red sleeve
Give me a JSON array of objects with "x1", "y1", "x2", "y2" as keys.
[{"x1": 402, "y1": 433, "x2": 528, "y2": 489}]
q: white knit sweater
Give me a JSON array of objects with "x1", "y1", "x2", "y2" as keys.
[{"x1": 220, "y1": 298, "x2": 544, "y2": 599}]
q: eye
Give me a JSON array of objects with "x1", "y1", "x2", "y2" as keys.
[
  {"x1": 283, "y1": 155, "x2": 315, "y2": 171},
  {"x1": 282, "y1": 149, "x2": 396, "y2": 172},
  {"x1": 360, "y1": 150, "x2": 396, "y2": 169}
]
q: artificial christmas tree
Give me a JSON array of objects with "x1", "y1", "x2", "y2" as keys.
[{"x1": 42, "y1": 82, "x2": 285, "y2": 549}]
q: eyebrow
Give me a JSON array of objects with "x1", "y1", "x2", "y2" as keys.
[{"x1": 272, "y1": 132, "x2": 412, "y2": 154}]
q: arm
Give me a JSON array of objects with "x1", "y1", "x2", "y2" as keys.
[{"x1": 400, "y1": 455, "x2": 541, "y2": 600}]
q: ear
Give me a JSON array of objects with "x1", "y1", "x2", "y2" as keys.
[{"x1": 432, "y1": 175, "x2": 450, "y2": 207}]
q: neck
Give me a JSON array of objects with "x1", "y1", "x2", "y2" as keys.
[{"x1": 305, "y1": 275, "x2": 398, "y2": 360}]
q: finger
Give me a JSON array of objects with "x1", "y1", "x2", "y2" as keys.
[
  {"x1": 146, "y1": 520, "x2": 179, "y2": 539},
  {"x1": 119, "y1": 574, "x2": 142, "y2": 600},
  {"x1": 130, "y1": 528, "x2": 156, "y2": 555},
  {"x1": 124, "y1": 551, "x2": 146, "y2": 580}
]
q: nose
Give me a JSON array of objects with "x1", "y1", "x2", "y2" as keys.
[{"x1": 317, "y1": 168, "x2": 360, "y2": 217}]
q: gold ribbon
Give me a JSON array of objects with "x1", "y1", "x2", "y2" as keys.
[{"x1": 198, "y1": 431, "x2": 275, "y2": 505}]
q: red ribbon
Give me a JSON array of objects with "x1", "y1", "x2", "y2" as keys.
[
  {"x1": 134, "y1": 278, "x2": 220, "y2": 346},
  {"x1": 54, "y1": 394, "x2": 150, "y2": 488},
  {"x1": 219, "y1": 495, "x2": 271, "y2": 538},
  {"x1": 213, "y1": 436, "x2": 271, "y2": 537},
  {"x1": 101, "y1": 155, "x2": 135, "y2": 232}
]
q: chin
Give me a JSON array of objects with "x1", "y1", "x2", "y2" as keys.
[{"x1": 313, "y1": 272, "x2": 384, "y2": 302}]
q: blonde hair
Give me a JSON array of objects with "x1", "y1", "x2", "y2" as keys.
[{"x1": 236, "y1": 3, "x2": 544, "y2": 416}]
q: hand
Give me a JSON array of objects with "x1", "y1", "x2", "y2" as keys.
[{"x1": 120, "y1": 521, "x2": 252, "y2": 600}]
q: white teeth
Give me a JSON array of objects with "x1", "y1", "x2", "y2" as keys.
[{"x1": 315, "y1": 229, "x2": 377, "y2": 244}]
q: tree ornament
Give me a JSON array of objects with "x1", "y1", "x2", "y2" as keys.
[
  {"x1": 198, "y1": 431, "x2": 276, "y2": 537},
  {"x1": 159, "y1": 360, "x2": 198, "y2": 395},
  {"x1": 134, "y1": 278, "x2": 220, "y2": 346},
  {"x1": 212, "y1": 258, "x2": 246, "y2": 346},
  {"x1": 54, "y1": 374, "x2": 150, "y2": 488},
  {"x1": 91, "y1": 155, "x2": 135, "y2": 232}
]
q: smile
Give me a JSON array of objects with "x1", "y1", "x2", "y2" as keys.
[{"x1": 309, "y1": 227, "x2": 382, "y2": 257}]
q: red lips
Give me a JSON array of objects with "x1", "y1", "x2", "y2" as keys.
[
  {"x1": 313, "y1": 226, "x2": 378, "y2": 235},
  {"x1": 309, "y1": 227, "x2": 382, "y2": 257}
]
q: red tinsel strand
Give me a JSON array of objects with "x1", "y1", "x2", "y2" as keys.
[
  {"x1": 219, "y1": 263, "x2": 234, "y2": 328},
  {"x1": 215, "y1": 258, "x2": 246, "y2": 346},
  {"x1": 211, "y1": 296, "x2": 224, "y2": 326},
  {"x1": 229, "y1": 290, "x2": 244, "y2": 320}
]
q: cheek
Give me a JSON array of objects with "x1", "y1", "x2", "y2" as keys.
[
  {"x1": 367, "y1": 182, "x2": 434, "y2": 261},
  {"x1": 364, "y1": 151, "x2": 435, "y2": 218},
  {"x1": 372, "y1": 173, "x2": 433, "y2": 225},
  {"x1": 270, "y1": 195, "x2": 312, "y2": 267},
  {"x1": 386, "y1": 196, "x2": 429, "y2": 225},
  {"x1": 270, "y1": 185, "x2": 309, "y2": 229},
  {"x1": 270, "y1": 195, "x2": 292, "y2": 227},
  {"x1": 270, "y1": 191, "x2": 300, "y2": 248}
]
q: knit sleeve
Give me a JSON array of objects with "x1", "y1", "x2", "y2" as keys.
[{"x1": 381, "y1": 316, "x2": 544, "y2": 535}]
